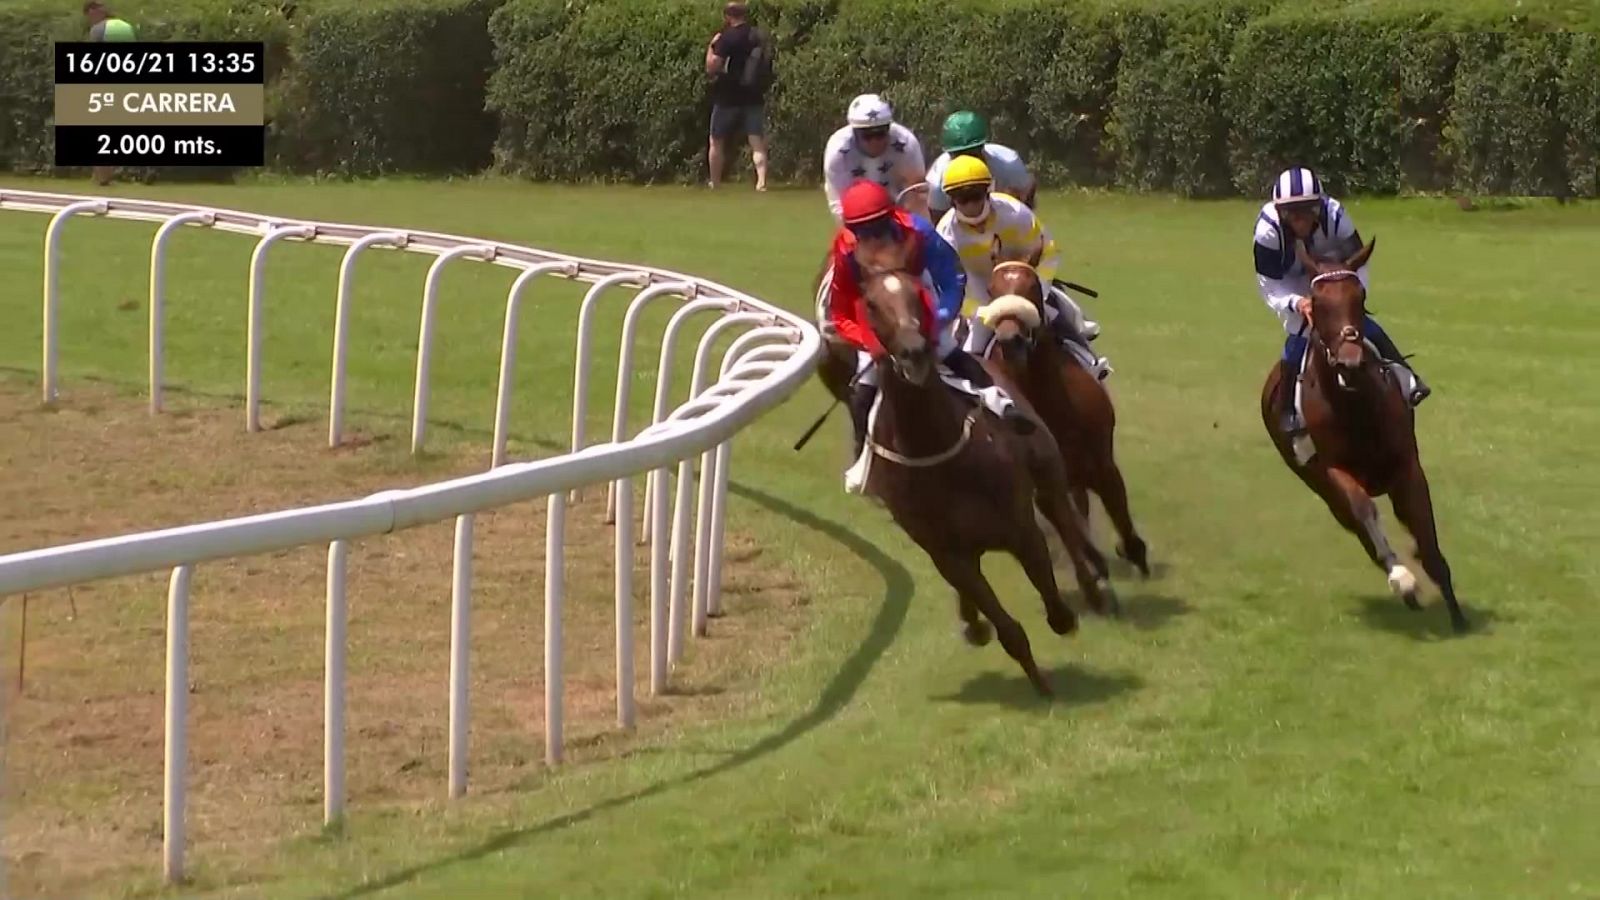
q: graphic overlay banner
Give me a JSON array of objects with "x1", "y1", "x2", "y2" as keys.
[{"x1": 54, "y1": 42, "x2": 265, "y2": 167}]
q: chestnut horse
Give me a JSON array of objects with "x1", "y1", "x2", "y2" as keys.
[
  {"x1": 850, "y1": 237, "x2": 1115, "y2": 697},
  {"x1": 1261, "y1": 237, "x2": 1468, "y2": 632},
  {"x1": 977, "y1": 253, "x2": 1151, "y2": 577}
]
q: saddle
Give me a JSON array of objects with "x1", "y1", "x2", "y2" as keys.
[
  {"x1": 1288, "y1": 338, "x2": 1419, "y2": 467},
  {"x1": 844, "y1": 366, "x2": 1016, "y2": 494}
]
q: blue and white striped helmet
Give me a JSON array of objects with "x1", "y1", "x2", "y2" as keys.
[{"x1": 1272, "y1": 167, "x2": 1323, "y2": 205}]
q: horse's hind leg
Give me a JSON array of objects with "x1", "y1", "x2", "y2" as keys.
[
  {"x1": 1324, "y1": 467, "x2": 1420, "y2": 608},
  {"x1": 956, "y1": 591, "x2": 992, "y2": 647},
  {"x1": 1090, "y1": 448, "x2": 1150, "y2": 579},
  {"x1": 1390, "y1": 466, "x2": 1469, "y2": 633},
  {"x1": 1034, "y1": 477, "x2": 1118, "y2": 617},
  {"x1": 1014, "y1": 524, "x2": 1080, "y2": 636},
  {"x1": 930, "y1": 552, "x2": 1053, "y2": 697}
]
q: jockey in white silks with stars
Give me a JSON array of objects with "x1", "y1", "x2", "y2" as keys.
[
  {"x1": 935, "y1": 155, "x2": 1107, "y2": 374},
  {"x1": 1255, "y1": 166, "x2": 1430, "y2": 435},
  {"x1": 925, "y1": 110, "x2": 1036, "y2": 222},
  {"x1": 822, "y1": 93, "x2": 929, "y2": 224}
]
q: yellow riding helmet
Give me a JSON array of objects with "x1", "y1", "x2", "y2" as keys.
[{"x1": 943, "y1": 155, "x2": 993, "y2": 191}]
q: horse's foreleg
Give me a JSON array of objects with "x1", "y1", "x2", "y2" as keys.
[
  {"x1": 1390, "y1": 466, "x2": 1469, "y2": 633},
  {"x1": 1324, "y1": 467, "x2": 1419, "y2": 607},
  {"x1": 1013, "y1": 523, "x2": 1079, "y2": 636},
  {"x1": 929, "y1": 552, "x2": 1053, "y2": 697}
]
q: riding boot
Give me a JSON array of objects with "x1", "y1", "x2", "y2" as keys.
[
  {"x1": 1044, "y1": 289, "x2": 1098, "y2": 349},
  {"x1": 849, "y1": 380, "x2": 877, "y2": 462},
  {"x1": 843, "y1": 380, "x2": 878, "y2": 494},
  {"x1": 942, "y1": 349, "x2": 1036, "y2": 435},
  {"x1": 1364, "y1": 320, "x2": 1430, "y2": 406},
  {"x1": 1278, "y1": 357, "x2": 1305, "y2": 437}
]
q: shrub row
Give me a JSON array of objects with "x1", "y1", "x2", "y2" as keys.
[
  {"x1": 486, "y1": 0, "x2": 1600, "y2": 196},
  {"x1": 3, "y1": 0, "x2": 1597, "y2": 195}
]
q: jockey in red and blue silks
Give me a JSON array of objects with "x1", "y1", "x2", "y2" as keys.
[
  {"x1": 821, "y1": 180, "x2": 1031, "y2": 489},
  {"x1": 1254, "y1": 166, "x2": 1430, "y2": 435}
]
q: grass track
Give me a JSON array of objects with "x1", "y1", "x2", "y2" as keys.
[{"x1": 2, "y1": 177, "x2": 1599, "y2": 898}]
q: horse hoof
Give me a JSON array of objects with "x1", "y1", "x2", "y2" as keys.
[
  {"x1": 1084, "y1": 580, "x2": 1121, "y2": 618},
  {"x1": 1031, "y1": 675, "x2": 1056, "y2": 699},
  {"x1": 1387, "y1": 565, "x2": 1419, "y2": 601},
  {"x1": 962, "y1": 620, "x2": 993, "y2": 647},
  {"x1": 1047, "y1": 605, "x2": 1079, "y2": 636},
  {"x1": 1402, "y1": 591, "x2": 1422, "y2": 611},
  {"x1": 1116, "y1": 540, "x2": 1152, "y2": 579},
  {"x1": 1451, "y1": 614, "x2": 1471, "y2": 634}
]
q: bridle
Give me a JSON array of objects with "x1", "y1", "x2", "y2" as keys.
[
  {"x1": 860, "y1": 270, "x2": 979, "y2": 468},
  {"x1": 987, "y1": 260, "x2": 1045, "y2": 341},
  {"x1": 1307, "y1": 269, "x2": 1370, "y2": 388}
]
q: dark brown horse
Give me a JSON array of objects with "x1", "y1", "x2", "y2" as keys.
[
  {"x1": 977, "y1": 254, "x2": 1151, "y2": 578},
  {"x1": 850, "y1": 237, "x2": 1115, "y2": 696},
  {"x1": 1262, "y1": 237, "x2": 1468, "y2": 631}
]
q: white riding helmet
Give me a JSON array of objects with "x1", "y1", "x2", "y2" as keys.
[
  {"x1": 846, "y1": 94, "x2": 894, "y2": 129},
  {"x1": 1272, "y1": 167, "x2": 1323, "y2": 206}
]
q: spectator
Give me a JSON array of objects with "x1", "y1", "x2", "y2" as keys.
[
  {"x1": 84, "y1": 1, "x2": 136, "y2": 42},
  {"x1": 84, "y1": 2, "x2": 136, "y2": 186},
  {"x1": 704, "y1": 2, "x2": 772, "y2": 191}
]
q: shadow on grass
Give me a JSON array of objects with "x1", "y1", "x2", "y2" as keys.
[
  {"x1": 322, "y1": 482, "x2": 913, "y2": 899},
  {"x1": 932, "y1": 665, "x2": 1143, "y2": 711},
  {"x1": 1118, "y1": 592, "x2": 1192, "y2": 631},
  {"x1": 1355, "y1": 595, "x2": 1502, "y2": 641}
]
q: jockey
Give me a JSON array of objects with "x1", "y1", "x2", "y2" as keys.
[
  {"x1": 825, "y1": 180, "x2": 1033, "y2": 491},
  {"x1": 933, "y1": 155, "x2": 1102, "y2": 362},
  {"x1": 822, "y1": 94, "x2": 929, "y2": 224},
  {"x1": 1255, "y1": 166, "x2": 1430, "y2": 434},
  {"x1": 926, "y1": 110, "x2": 1037, "y2": 221}
]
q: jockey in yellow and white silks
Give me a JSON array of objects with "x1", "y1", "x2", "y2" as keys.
[{"x1": 933, "y1": 155, "x2": 1101, "y2": 361}]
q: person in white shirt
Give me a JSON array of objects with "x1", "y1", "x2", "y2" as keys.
[
  {"x1": 925, "y1": 110, "x2": 1036, "y2": 222},
  {"x1": 1255, "y1": 166, "x2": 1429, "y2": 435},
  {"x1": 822, "y1": 94, "x2": 928, "y2": 223}
]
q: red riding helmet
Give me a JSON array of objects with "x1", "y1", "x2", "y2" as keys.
[{"x1": 841, "y1": 180, "x2": 893, "y2": 225}]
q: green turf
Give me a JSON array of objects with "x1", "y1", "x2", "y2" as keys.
[{"x1": 2, "y1": 176, "x2": 1598, "y2": 899}]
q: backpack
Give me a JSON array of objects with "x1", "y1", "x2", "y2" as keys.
[{"x1": 739, "y1": 28, "x2": 776, "y2": 93}]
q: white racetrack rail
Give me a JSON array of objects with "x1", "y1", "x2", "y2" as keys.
[{"x1": 0, "y1": 187, "x2": 822, "y2": 885}]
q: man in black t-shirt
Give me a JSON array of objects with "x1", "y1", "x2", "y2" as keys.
[{"x1": 704, "y1": 2, "x2": 770, "y2": 191}]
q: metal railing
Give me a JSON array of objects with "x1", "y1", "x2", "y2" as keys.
[{"x1": 0, "y1": 188, "x2": 821, "y2": 884}]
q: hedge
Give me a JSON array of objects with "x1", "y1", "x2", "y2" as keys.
[
  {"x1": 5, "y1": 0, "x2": 1599, "y2": 197},
  {"x1": 269, "y1": 0, "x2": 502, "y2": 176}
]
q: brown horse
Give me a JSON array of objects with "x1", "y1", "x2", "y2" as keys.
[
  {"x1": 977, "y1": 254, "x2": 1151, "y2": 578},
  {"x1": 850, "y1": 237, "x2": 1115, "y2": 697},
  {"x1": 1261, "y1": 237, "x2": 1468, "y2": 632}
]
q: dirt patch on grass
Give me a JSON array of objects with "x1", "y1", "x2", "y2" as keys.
[{"x1": 0, "y1": 375, "x2": 810, "y2": 898}]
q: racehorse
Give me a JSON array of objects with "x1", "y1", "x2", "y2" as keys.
[
  {"x1": 850, "y1": 236, "x2": 1116, "y2": 697},
  {"x1": 1261, "y1": 237, "x2": 1468, "y2": 632},
  {"x1": 976, "y1": 250, "x2": 1151, "y2": 578}
]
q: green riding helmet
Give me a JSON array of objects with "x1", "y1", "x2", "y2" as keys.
[{"x1": 941, "y1": 110, "x2": 988, "y2": 155}]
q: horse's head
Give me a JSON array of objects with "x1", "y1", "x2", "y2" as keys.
[
  {"x1": 983, "y1": 244, "x2": 1047, "y2": 366},
  {"x1": 854, "y1": 236, "x2": 935, "y2": 385},
  {"x1": 1295, "y1": 236, "x2": 1378, "y2": 381}
]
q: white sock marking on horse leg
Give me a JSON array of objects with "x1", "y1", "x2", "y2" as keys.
[{"x1": 1360, "y1": 508, "x2": 1416, "y2": 597}]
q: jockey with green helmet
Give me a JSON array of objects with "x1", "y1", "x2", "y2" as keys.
[{"x1": 926, "y1": 111, "x2": 1037, "y2": 222}]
